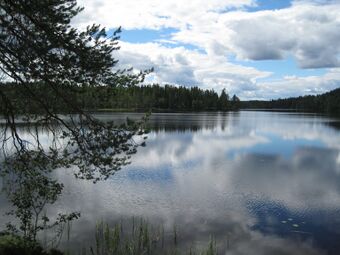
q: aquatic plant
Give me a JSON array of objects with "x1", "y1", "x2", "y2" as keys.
[{"x1": 79, "y1": 219, "x2": 218, "y2": 255}]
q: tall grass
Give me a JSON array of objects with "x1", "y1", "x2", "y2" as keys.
[{"x1": 78, "y1": 219, "x2": 218, "y2": 255}]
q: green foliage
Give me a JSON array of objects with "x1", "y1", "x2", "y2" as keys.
[
  {"x1": 105, "y1": 84, "x2": 238, "y2": 112},
  {"x1": 241, "y1": 87, "x2": 340, "y2": 114},
  {"x1": 2, "y1": 149, "x2": 81, "y2": 244},
  {"x1": 0, "y1": 0, "x2": 235, "y2": 252},
  {"x1": 0, "y1": 82, "x2": 240, "y2": 113},
  {"x1": 0, "y1": 233, "x2": 63, "y2": 255},
  {"x1": 218, "y1": 89, "x2": 229, "y2": 110},
  {"x1": 81, "y1": 220, "x2": 218, "y2": 255},
  {"x1": 0, "y1": 0, "x2": 148, "y2": 247},
  {"x1": 93, "y1": 220, "x2": 153, "y2": 255},
  {"x1": 0, "y1": 0, "x2": 149, "y2": 182}
]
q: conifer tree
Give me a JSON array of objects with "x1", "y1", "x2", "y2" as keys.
[{"x1": 0, "y1": 0, "x2": 149, "y2": 242}]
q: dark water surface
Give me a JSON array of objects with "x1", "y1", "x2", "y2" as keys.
[{"x1": 1, "y1": 111, "x2": 340, "y2": 254}]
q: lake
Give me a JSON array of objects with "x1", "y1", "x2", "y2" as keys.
[{"x1": 1, "y1": 111, "x2": 340, "y2": 254}]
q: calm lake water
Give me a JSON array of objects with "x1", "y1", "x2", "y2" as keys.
[{"x1": 1, "y1": 111, "x2": 340, "y2": 254}]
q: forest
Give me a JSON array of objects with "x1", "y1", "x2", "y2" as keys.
[
  {"x1": 241, "y1": 87, "x2": 340, "y2": 114},
  {"x1": 1, "y1": 81, "x2": 339, "y2": 114},
  {"x1": 1, "y1": 1, "x2": 340, "y2": 255},
  {"x1": 0, "y1": 82, "x2": 241, "y2": 112}
]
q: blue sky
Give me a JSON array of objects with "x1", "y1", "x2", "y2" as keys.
[
  {"x1": 76, "y1": 0, "x2": 340, "y2": 100},
  {"x1": 246, "y1": 0, "x2": 292, "y2": 11}
]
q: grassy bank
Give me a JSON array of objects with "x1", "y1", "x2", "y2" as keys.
[{"x1": 1, "y1": 219, "x2": 218, "y2": 255}]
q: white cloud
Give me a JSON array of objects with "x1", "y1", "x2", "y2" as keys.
[
  {"x1": 253, "y1": 68, "x2": 340, "y2": 99},
  {"x1": 73, "y1": 0, "x2": 340, "y2": 99},
  {"x1": 74, "y1": 0, "x2": 255, "y2": 30},
  {"x1": 41, "y1": 112, "x2": 340, "y2": 252},
  {"x1": 114, "y1": 41, "x2": 270, "y2": 95},
  {"x1": 75, "y1": 1, "x2": 340, "y2": 68},
  {"x1": 114, "y1": 42, "x2": 340, "y2": 99},
  {"x1": 225, "y1": 4, "x2": 340, "y2": 68}
]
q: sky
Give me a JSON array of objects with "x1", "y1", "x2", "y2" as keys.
[{"x1": 74, "y1": 0, "x2": 340, "y2": 100}]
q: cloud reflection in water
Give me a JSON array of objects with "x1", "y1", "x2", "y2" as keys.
[{"x1": 1, "y1": 111, "x2": 340, "y2": 254}]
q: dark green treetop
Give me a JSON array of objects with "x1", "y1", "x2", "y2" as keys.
[{"x1": 0, "y1": 0, "x2": 149, "y2": 180}]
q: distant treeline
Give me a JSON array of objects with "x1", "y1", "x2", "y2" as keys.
[
  {"x1": 4, "y1": 81, "x2": 337, "y2": 115},
  {"x1": 99, "y1": 84, "x2": 241, "y2": 111},
  {"x1": 0, "y1": 82, "x2": 240, "y2": 113},
  {"x1": 241, "y1": 87, "x2": 340, "y2": 114}
]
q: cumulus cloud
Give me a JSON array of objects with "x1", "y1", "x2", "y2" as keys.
[
  {"x1": 74, "y1": 0, "x2": 255, "y2": 30},
  {"x1": 114, "y1": 42, "x2": 340, "y2": 99},
  {"x1": 253, "y1": 68, "x2": 340, "y2": 99},
  {"x1": 38, "y1": 111, "x2": 340, "y2": 253},
  {"x1": 226, "y1": 4, "x2": 340, "y2": 68},
  {"x1": 2, "y1": 112, "x2": 338, "y2": 252},
  {"x1": 73, "y1": 0, "x2": 340, "y2": 99},
  {"x1": 114, "y1": 41, "x2": 270, "y2": 94}
]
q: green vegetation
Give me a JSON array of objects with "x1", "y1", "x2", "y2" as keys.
[
  {"x1": 0, "y1": 233, "x2": 63, "y2": 255},
  {"x1": 0, "y1": 0, "x2": 148, "y2": 252},
  {"x1": 241, "y1": 87, "x2": 340, "y2": 115},
  {"x1": 2, "y1": 0, "x2": 337, "y2": 254},
  {"x1": 69, "y1": 220, "x2": 218, "y2": 255},
  {"x1": 102, "y1": 86, "x2": 240, "y2": 112},
  {"x1": 0, "y1": 82, "x2": 240, "y2": 113},
  {"x1": 1, "y1": 219, "x2": 219, "y2": 255}
]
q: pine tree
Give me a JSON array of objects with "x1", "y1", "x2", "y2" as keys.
[
  {"x1": 0, "y1": 0, "x2": 149, "y2": 242},
  {"x1": 219, "y1": 88, "x2": 229, "y2": 110},
  {"x1": 0, "y1": 0, "x2": 150, "y2": 179}
]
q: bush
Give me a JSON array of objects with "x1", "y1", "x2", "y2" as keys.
[{"x1": 0, "y1": 233, "x2": 63, "y2": 255}]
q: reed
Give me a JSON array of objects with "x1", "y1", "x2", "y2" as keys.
[{"x1": 78, "y1": 219, "x2": 218, "y2": 255}]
